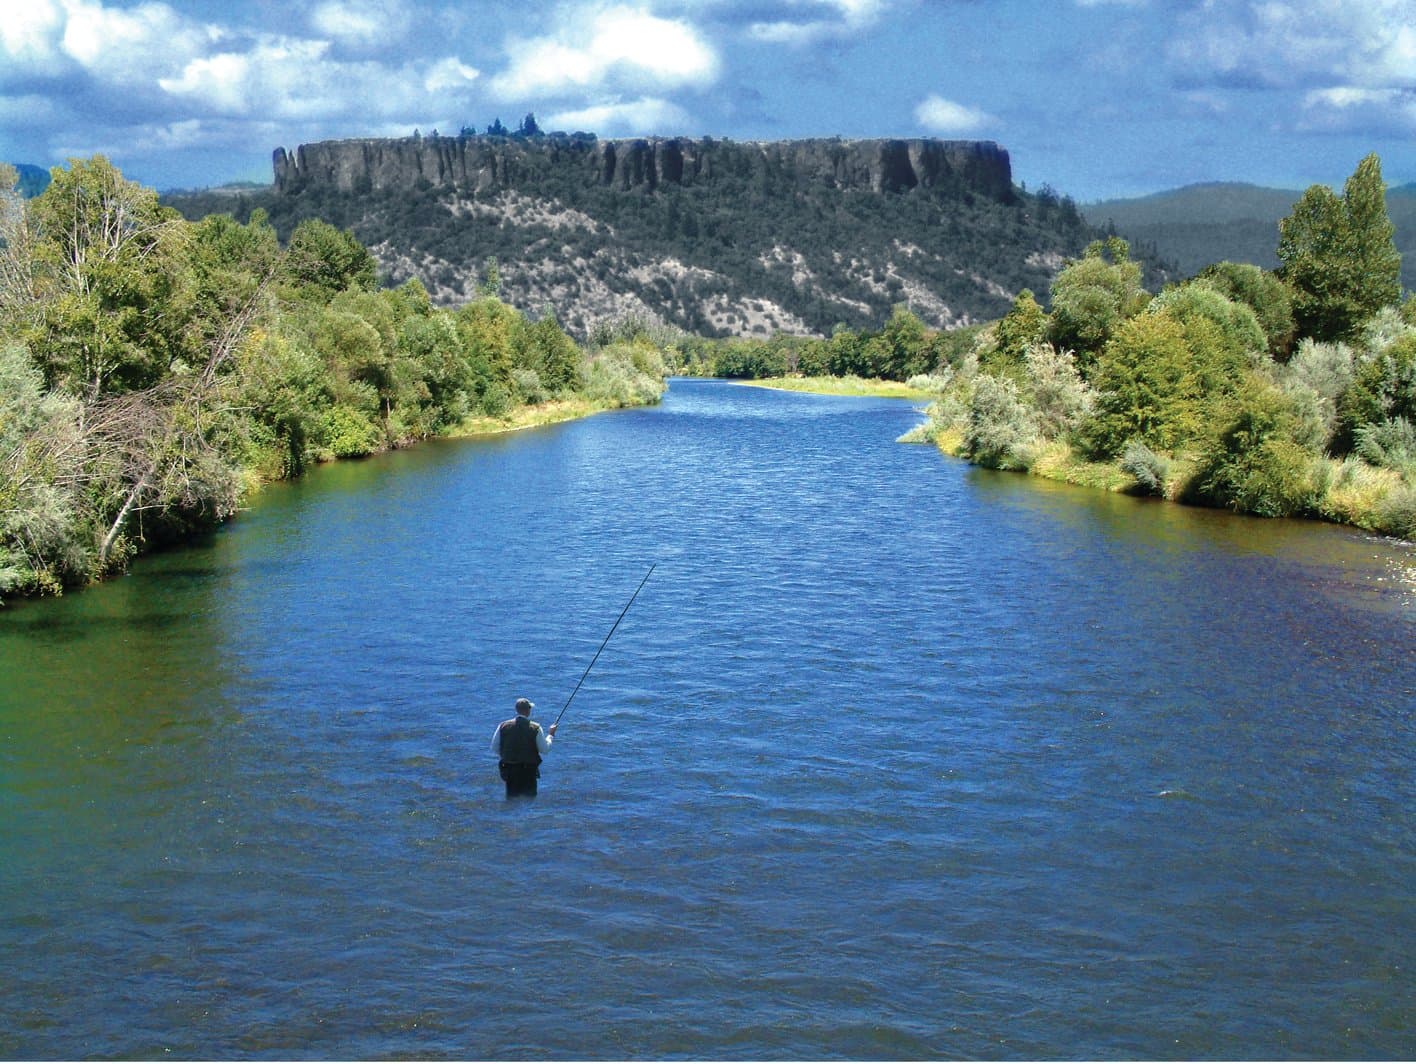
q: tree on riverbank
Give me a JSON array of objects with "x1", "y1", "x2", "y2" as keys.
[
  {"x1": 0, "y1": 160, "x2": 667, "y2": 603},
  {"x1": 690, "y1": 154, "x2": 1413, "y2": 539},
  {"x1": 915, "y1": 154, "x2": 1414, "y2": 538}
]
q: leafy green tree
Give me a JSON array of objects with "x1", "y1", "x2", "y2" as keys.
[
  {"x1": 989, "y1": 288, "x2": 1048, "y2": 370},
  {"x1": 1147, "y1": 280, "x2": 1264, "y2": 398},
  {"x1": 517, "y1": 309, "x2": 583, "y2": 394},
  {"x1": 1197, "y1": 261, "x2": 1297, "y2": 360},
  {"x1": 1047, "y1": 237, "x2": 1147, "y2": 366},
  {"x1": 1277, "y1": 153, "x2": 1401, "y2": 343},
  {"x1": 1193, "y1": 374, "x2": 1325, "y2": 517},
  {"x1": 286, "y1": 218, "x2": 377, "y2": 298},
  {"x1": 862, "y1": 305, "x2": 930, "y2": 380},
  {"x1": 26, "y1": 156, "x2": 193, "y2": 397},
  {"x1": 1078, "y1": 311, "x2": 1200, "y2": 458}
]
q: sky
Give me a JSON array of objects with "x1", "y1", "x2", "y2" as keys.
[{"x1": 3, "y1": 0, "x2": 1416, "y2": 201}]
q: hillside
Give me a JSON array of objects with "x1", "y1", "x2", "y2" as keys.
[
  {"x1": 166, "y1": 133, "x2": 1153, "y2": 339},
  {"x1": 5, "y1": 163, "x2": 51, "y2": 198},
  {"x1": 1084, "y1": 181, "x2": 1416, "y2": 289}
]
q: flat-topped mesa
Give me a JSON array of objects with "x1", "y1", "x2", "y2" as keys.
[{"x1": 271, "y1": 134, "x2": 1014, "y2": 202}]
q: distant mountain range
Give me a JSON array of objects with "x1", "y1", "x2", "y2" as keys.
[
  {"x1": 165, "y1": 133, "x2": 1149, "y2": 339},
  {"x1": 1084, "y1": 181, "x2": 1416, "y2": 290},
  {"x1": 8, "y1": 163, "x2": 50, "y2": 197}
]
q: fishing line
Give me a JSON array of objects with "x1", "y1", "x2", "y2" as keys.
[{"x1": 554, "y1": 564, "x2": 655, "y2": 730}]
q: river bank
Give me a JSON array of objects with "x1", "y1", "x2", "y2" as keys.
[{"x1": 736, "y1": 375, "x2": 936, "y2": 400}]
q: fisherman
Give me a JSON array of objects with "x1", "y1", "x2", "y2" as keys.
[{"x1": 491, "y1": 697, "x2": 556, "y2": 798}]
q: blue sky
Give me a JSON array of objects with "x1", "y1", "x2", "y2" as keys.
[{"x1": 3, "y1": 0, "x2": 1416, "y2": 200}]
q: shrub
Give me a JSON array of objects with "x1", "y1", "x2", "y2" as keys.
[
  {"x1": 1023, "y1": 341, "x2": 1093, "y2": 439},
  {"x1": 1376, "y1": 484, "x2": 1416, "y2": 539},
  {"x1": 962, "y1": 374, "x2": 1039, "y2": 470},
  {"x1": 1197, "y1": 261, "x2": 1297, "y2": 360},
  {"x1": 479, "y1": 380, "x2": 513, "y2": 417},
  {"x1": 512, "y1": 368, "x2": 549, "y2": 404},
  {"x1": 1120, "y1": 439, "x2": 1170, "y2": 496},
  {"x1": 1354, "y1": 417, "x2": 1416, "y2": 479},
  {"x1": 906, "y1": 370, "x2": 954, "y2": 394},
  {"x1": 319, "y1": 405, "x2": 383, "y2": 458},
  {"x1": 1149, "y1": 280, "x2": 1268, "y2": 367},
  {"x1": 1280, "y1": 338, "x2": 1354, "y2": 447},
  {"x1": 1336, "y1": 332, "x2": 1416, "y2": 453},
  {"x1": 1193, "y1": 377, "x2": 1324, "y2": 517}
]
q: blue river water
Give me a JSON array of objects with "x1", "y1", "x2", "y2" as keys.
[{"x1": 1, "y1": 378, "x2": 1413, "y2": 1059}]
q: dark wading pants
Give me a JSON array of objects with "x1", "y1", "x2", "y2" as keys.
[{"x1": 500, "y1": 762, "x2": 539, "y2": 798}]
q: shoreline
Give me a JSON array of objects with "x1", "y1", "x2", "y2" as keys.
[{"x1": 733, "y1": 376, "x2": 935, "y2": 400}]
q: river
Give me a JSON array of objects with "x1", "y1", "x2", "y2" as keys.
[{"x1": 1, "y1": 378, "x2": 1412, "y2": 1059}]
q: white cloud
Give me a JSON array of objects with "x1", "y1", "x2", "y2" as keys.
[
  {"x1": 423, "y1": 57, "x2": 480, "y2": 95},
  {"x1": 1171, "y1": 0, "x2": 1416, "y2": 90},
  {"x1": 914, "y1": 94, "x2": 995, "y2": 135},
  {"x1": 747, "y1": 0, "x2": 887, "y2": 45},
  {"x1": 309, "y1": 0, "x2": 409, "y2": 48},
  {"x1": 543, "y1": 95, "x2": 692, "y2": 134},
  {"x1": 0, "y1": 0, "x2": 68, "y2": 77},
  {"x1": 1300, "y1": 86, "x2": 1416, "y2": 132},
  {"x1": 60, "y1": 0, "x2": 217, "y2": 81},
  {"x1": 159, "y1": 38, "x2": 330, "y2": 115},
  {"x1": 491, "y1": 5, "x2": 719, "y2": 98}
]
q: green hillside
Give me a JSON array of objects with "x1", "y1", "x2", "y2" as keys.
[{"x1": 1085, "y1": 181, "x2": 1416, "y2": 290}]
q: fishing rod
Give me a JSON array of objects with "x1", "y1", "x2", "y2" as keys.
[{"x1": 554, "y1": 564, "x2": 655, "y2": 730}]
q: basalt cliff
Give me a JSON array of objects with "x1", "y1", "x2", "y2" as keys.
[
  {"x1": 172, "y1": 133, "x2": 1127, "y2": 338},
  {"x1": 272, "y1": 134, "x2": 1016, "y2": 203}
]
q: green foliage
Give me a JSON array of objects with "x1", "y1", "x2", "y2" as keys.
[
  {"x1": 963, "y1": 374, "x2": 1038, "y2": 470},
  {"x1": 516, "y1": 310, "x2": 584, "y2": 394},
  {"x1": 1119, "y1": 438, "x2": 1170, "y2": 496},
  {"x1": 319, "y1": 404, "x2": 383, "y2": 458},
  {"x1": 1078, "y1": 311, "x2": 1199, "y2": 458},
  {"x1": 1336, "y1": 332, "x2": 1416, "y2": 453},
  {"x1": 1355, "y1": 417, "x2": 1416, "y2": 479},
  {"x1": 1022, "y1": 341, "x2": 1093, "y2": 438},
  {"x1": 1196, "y1": 261, "x2": 1297, "y2": 359},
  {"x1": 1193, "y1": 375, "x2": 1324, "y2": 517},
  {"x1": 989, "y1": 289, "x2": 1048, "y2": 371},
  {"x1": 714, "y1": 339, "x2": 788, "y2": 379},
  {"x1": 0, "y1": 157, "x2": 669, "y2": 601},
  {"x1": 0, "y1": 342, "x2": 85, "y2": 596},
  {"x1": 584, "y1": 341, "x2": 668, "y2": 407},
  {"x1": 1277, "y1": 153, "x2": 1401, "y2": 343},
  {"x1": 286, "y1": 218, "x2": 377, "y2": 297},
  {"x1": 26, "y1": 156, "x2": 195, "y2": 397},
  {"x1": 1047, "y1": 237, "x2": 1148, "y2": 364}
]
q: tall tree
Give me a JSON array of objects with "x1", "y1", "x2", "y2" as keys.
[{"x1": 1277, "y1": 153, "x2": 1401, "y2": 343}]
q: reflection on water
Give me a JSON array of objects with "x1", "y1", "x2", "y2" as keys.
[{"x1": 1, "y1": 379, "x2": 1412, "y2": 1059}]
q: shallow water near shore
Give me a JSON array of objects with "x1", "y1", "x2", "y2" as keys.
[{"x1": 1, "y1": 378, "x2": 1412, "y2": 1059}]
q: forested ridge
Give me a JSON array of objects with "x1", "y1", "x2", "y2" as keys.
[
  {"x1": 0, "y1": 158, "x2": 666, "y2": 603},
  {"x1": 693, "y1": 155, "x2": 1415, "y2": 540},
  {"x1": 1085, "y1": 180, "x2": 1416, "y2": 292}
]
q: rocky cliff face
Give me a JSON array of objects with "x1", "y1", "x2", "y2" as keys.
[{"x1": 272, "y1": 134, "x2": 1014, "y2": 202}]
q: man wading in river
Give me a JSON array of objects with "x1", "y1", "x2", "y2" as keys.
[{"x1": 491, "y1": 697, "x2": 556, "y2": 798}]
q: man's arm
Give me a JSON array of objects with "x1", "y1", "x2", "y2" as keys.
[
  {"x1": 490, "y1": 723, "x2": 503, "y2": 757},
  {"x1": 536, "y1": 724, "x2": 555, "y2": 755}
]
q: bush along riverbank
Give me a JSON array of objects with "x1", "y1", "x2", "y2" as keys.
[
  {"x1": 685, "y1": 154, "x2": 1415, "y2": 540},
  {"x1": 0, "y1": 159, "x2": 667, "y2": 604}
]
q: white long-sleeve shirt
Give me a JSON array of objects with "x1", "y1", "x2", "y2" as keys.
[{"x1": 490, "y1": 717, "x2": 553, "y2": 757}]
